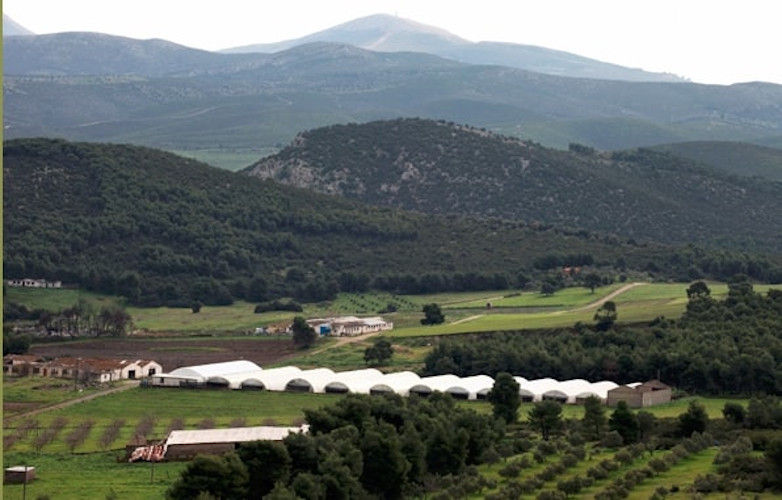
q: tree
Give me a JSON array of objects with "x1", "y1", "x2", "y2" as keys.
[
  {"x1": 246, "y1": 277, "x2": 269, "y2": 303},
  {"x1": 528, "y1": 400, "x2": 563, "y2": 440},
  {"x1": 581, "y1": 396, "x2": 606, "y2": 440},
  {"x1": 765, "y1": 438, "x2": 782, "y2": 488},
  {"x1": 360, "y1": 421, "x2": 409, "y2": 497},
  {"x1": 678, "y1": 401, "x2": 708, "y2": 437},
  {"x1": 190, "y1": 301, "x2": 202, "y2": 314},
  {"x1": 420, "y1": 303, "x2": 445, "y2": 325},
  {"x1": 583, "y1": 273, "x2": 602, "y2": 294},
  {"x1": 166, "y1": 453, "x2": 248, "y2": 500},
  {"x1": 488, "y1": 373, "x2": 521, "y2": 423},
  {"x1": 237, "y1": 441, "x2": 291, "y2": 498},
  {"x1": 291, "y1": 316, "x2": 317, "y2": 348},
  {"x1": 608, "y1": 401, "x2": 638, "y2": 444},
  {"x1": 686, "y1": 281, "x2": 711, "y2": 299},
  {"x1": 3, "y1": 334, "x2": 31, "y2": 355},
  {"x1": 722, "y1": 402, "x2": 746, "y2": 425},
  {"x1": 594, "y1": 301, "x2": 617, "y2": 331},
  {"x1": 636, "y1": 411, "x2": 656, "y2": 441},
  {"x1": 364, "y1": 339, "x2": 393, "y2": 366},
  {"x1": 541, "y1": 282, "x2": 556, "y2": 296}
]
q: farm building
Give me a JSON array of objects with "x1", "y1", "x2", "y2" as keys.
[
  {"x1": 163, "y1": 425, "x2": 308, "y2": 460},
  {"x1": 4, "y1": 466, "x2": 35, "y2": 484},
  {"x1": 305, "y1": 316, "x2": 393, "y2": 336},
  {"x1": 6, "y1": 278, "x2": 61, "y2": 288},
  {"x1": 4, "y1": 355, "x2": 162, "y2": 383},
  {"x1": 607, "y1": 380, "x2": 672, "y2": 407},
  {"x1": 149, "y1": 361, "x2": 648, "y2": 404}
]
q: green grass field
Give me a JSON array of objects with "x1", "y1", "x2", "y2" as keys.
[
  {"x1": 8, "y1": 282, "x2": 779, "y2": 336},
  {"x1": 170, "y1": 148, "x2": 277, "y2": 171},
  {"x1": 3, "y1": 375, "x2": 116, "y2": 416},
  {"x1": 455, "y1": 284, "x2": 623, "y2": 309},
  {"x1": 2, "y1": 451, "x2": 186, "y2": 500}
]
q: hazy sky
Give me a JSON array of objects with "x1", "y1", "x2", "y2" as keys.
[{"x1": 5, "y1": 0, "x2": 782, "y2": 85}]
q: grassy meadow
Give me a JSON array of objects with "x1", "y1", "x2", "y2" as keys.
[{"x1": 7, "y1": 281, "x2": 779, "y2": 338}]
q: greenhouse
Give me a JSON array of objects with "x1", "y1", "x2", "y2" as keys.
[{"x1": 151, "y1": 361, "x2": 639, "y2": 404}]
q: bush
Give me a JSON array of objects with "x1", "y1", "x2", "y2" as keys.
[
  {"x1": 601, "y1": 430, "x2": 623, "y2": 448},
  {"x1": 254, "y1": 300, "x2": 303, "y2": 313},
  {"x1": 692, "y1": 474, "x2": 719, "y2": 493}
]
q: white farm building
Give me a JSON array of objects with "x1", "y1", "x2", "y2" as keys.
[{"x1": 149, "y1": 361, "x2": 638, "y2": 404}]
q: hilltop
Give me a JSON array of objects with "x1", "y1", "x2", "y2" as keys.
[
  {"x1": 247, "y1": 119, "x2": 782, "y2": 252},
  {"x1": 5, "y1": 138, "x2": 714, "y2": 306},
  {"x1": 223, "y1": 13, "x2": 684, "y2": 83},
  {"x1": 651, "y1": 141, "x2": 782, "y2": 182}
]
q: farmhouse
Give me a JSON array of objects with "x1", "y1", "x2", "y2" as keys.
[
  {"x1": 4, "y1": 355, "x2": 162, "y2": 383},
  {"x1": 306, "y1": 316, "x2": 393, "y2": 337},
  {"x1": 607, "y1": 380, "x2": 672, "y2": 408},
  {"x1": 6, "y1": 278, "x2": 61, "y2": 288},
  {"x1": 149, "y1": 360, "x2": 639, "y2": 404}
]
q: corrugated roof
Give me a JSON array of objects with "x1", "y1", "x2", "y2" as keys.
[{"x1": 166, "y1": 425, "x2": 307, "y2": 446}]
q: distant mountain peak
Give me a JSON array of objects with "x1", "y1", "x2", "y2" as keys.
[
  {"x1": 221, "y1": 13, "x2": 684, "y2": 82},
  {"x1": 4, "y1": 14, "x2": 35, "y2": 37}
]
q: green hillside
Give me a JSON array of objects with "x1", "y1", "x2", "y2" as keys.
[
  {"x1": 247, "y1": 119, "x2": 782, "y2": 252},
  {"x1": 6, "y1": 138, "x2": 720, "y2": 307},
  {"x1": 651, "y1": 141, "x2": 782, "y2": 181}
]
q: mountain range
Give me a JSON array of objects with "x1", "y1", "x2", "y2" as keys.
[
  {"x1": 5, "y1": 36, "x2": 782, "y2": 159},
  {"x1": 222, "y1": 14, "x2": 684, "y2": 83},
  {"x1": 246, "y1": 119, "x2": 782, "y2": 252}
]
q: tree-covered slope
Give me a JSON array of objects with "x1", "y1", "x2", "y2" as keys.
[
  {"x1": 651, "y1": 141, "x2": 782, "y2": 182},
  {"x1": 247, "y1": 119, "x2": 782, "y2": 252},
  {"x1": 5, "y1": 138, "x2": 701, "y2": 306}
]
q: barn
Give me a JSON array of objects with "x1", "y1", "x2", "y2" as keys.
[{"x1": 607, "y1": 380, "x2": 672, "y2": 407}]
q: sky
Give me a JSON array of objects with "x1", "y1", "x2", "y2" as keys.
[{"x1": 5, "y1": 0, "x2": 782, "y2": 85}]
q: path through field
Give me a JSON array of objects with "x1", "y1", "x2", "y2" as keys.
[
  {"x1": 450, "y1": 314, "x2": 485, "y2": 325},
  {"x1": 5, "y1": 380, "x2": 139, "y2": 422},
  {"x1": 565, "y1": 282, "x2": 645, "y2": 313}
]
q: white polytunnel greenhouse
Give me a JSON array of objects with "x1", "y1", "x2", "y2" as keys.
[
  {"x1": 284, "y1": 368, "x2": 336, "y2": 392},
  {"x1": 324, "y1": 369, "x2": 384, "y2": 394},
  {"x1": 368, "y1": 371, "x2": 421, "y2": 396},
  {"x1": 409, "y1": 374, "x2": 462, "y2": 396},
  {"x1": 242, "y1": 366, "x2": 302, "y2": 391},
  {"x1": 445, "y1": 374, "x2": 495, "y2": 400},
  {"x1": 150, "y1": 361, "x2": 639, "y2": 404}
]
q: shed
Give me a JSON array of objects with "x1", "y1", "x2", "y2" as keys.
[
  {"x1": 323, "y1": 369, "x2": 384, "y2": 394},
  {"x1": 168, "y1": 361, "x2": 262, "y2": 383},
  {"x1": 409, "y1": 374, "x2": 461, "y2": 396},
  {"x1": 445, "y1": 375, "x2": 495, "y2": 400},
  {"x1": 248, "y1": 366, "x2": 302, "y2": 391},
  {"x1": 4, "y1": 466, "x2": 35, "y2": 484},
  {"x1": 165, "y1": 425, "x2": 307, "y2": 460},
  {"x1": 284, "y1": 368, "x2": 336, "y2": 393}
]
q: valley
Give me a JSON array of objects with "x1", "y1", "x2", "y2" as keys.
[{"x1": 3, "y1": 7, "x2": 782, "y2": 500}]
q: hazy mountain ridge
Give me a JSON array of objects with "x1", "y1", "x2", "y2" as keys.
[
  {"x1": 246, "y1": 119, "x2": 782, "y2": 252},
  {"x1": 222, "y1": 14, "x2": 684, "y2": 83},
  {"x1": 5, "y1": 37, "x2": 782, "y2": 153}
]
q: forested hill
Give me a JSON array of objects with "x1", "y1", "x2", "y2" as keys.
[
  {"x1": 2, "y1": 138, "x2": 670, "y2": 305},
  {"x1": 247, "y1": 119, "x2": 782, "y2": 253},
  {"x1": 7, "y1": 138, "x2": 779, "y2": 306},
  {"x1": 650, "y1": 141, "x2": 782, "y2": 182}
]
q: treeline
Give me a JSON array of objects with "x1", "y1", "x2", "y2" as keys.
[
  {"x1": 168, "y1": 393, "x2": 503, "y2": 499},
  {"x1": 4, "y1": 299, "x2": 133, "y2": 337},
  {"x1": 423, "y1": 282, "x2": 782, "y2": 395}
]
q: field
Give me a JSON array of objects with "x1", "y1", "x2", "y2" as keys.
[
  {"x1": 3, "y1": 375, "x2": 116, "y2": 416},
  {"x1": 8, "y1": 282, "x2": 778, "y2": 338},
  {"x1": 29, "y1": 337, "x2": 306, "y2": 371},
  {"x1": 170, "y1": 147, "x2": 277, "y2": 172},
  {"x1": 1, "y1": 375, "x2": 749, "y2": 499}
]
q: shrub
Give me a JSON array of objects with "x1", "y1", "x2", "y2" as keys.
[
  {"x1": 692, "y1": 474, "x2": 719, "y2": 493},
  {"x1": 614, "y1": 449, "x2": 633, "y2": 465},
  {"x1": 560, "y1": 453, "x2": 578, "y2": 467},
  {"x1": 601, "y1": 430, "x2": 624, "y2": 448},
  {"x1": 198, "y1": 418, "x2": 216, "y2": 429},
  {"x1": 134, "y1": 415, "x2": 156, "y2": 438},
  {"x1": 499, "y1": 460, "x2": 523, "y2": 478}
]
